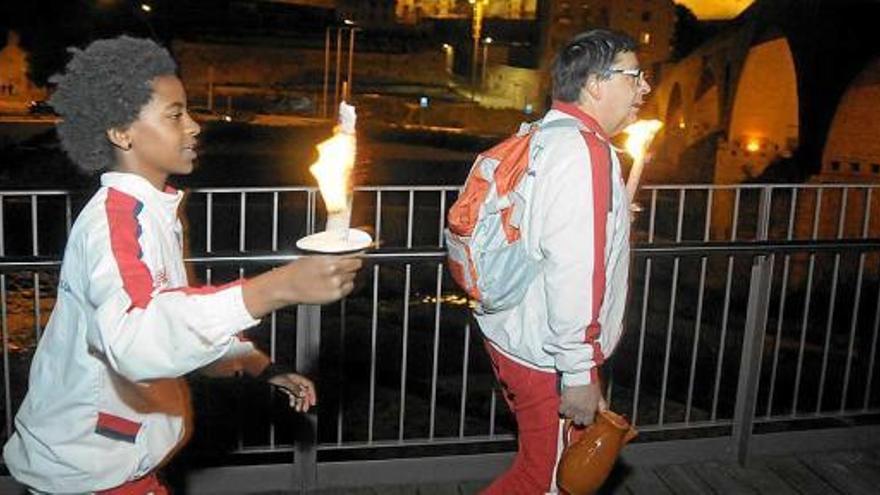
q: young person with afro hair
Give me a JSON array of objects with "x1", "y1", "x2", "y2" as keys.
[{"x1": 2, "y1": 36, "x2": 362, "y2": 494}]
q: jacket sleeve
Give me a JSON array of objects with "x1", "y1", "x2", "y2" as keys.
[
  {"x1": 539, "y1": 135, "x2": 609, "y2": 387},
  {"x1": 84, "y1": 205, "x2": 260, "y2": 382}
]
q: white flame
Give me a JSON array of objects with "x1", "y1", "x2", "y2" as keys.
[{"x1": 624, "y1": 119, "x2": 663, "y2": 162}]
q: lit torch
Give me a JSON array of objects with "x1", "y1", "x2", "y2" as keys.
[
  {"x1": 297, "y1": 102, "x2": 372, "y2": 253},
  {"x1": 623, "y1": 119, "x2": 663, "y2": 202},
  {"x1": 310, "y1": 102, "x2": 356, "y2": 240}
]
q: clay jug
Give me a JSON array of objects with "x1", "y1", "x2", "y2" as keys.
[{"x1": 556, "y1": 409, "x2": 637, "y2": 495}]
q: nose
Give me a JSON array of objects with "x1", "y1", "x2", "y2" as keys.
[
  {"x1": 185, "y1": 111, "x2": 201, "y2": 137},
  {"x1": 640, "y1": 76, "x2": 651, "y2": 95}
]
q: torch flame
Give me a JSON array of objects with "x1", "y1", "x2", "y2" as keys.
[
  {"x1": 310, "y1": 103, "x2": 357, "y2": 213},
  {"x1": 624, "y1": 119, "x2": 664, "y2": 162}
]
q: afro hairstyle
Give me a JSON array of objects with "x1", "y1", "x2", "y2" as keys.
[{"x1": 49, "y1": 36, "x2": 177, "y2": 173}]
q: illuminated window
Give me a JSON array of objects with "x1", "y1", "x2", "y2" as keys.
[{"x1": 641, "y1": 32, "x2": 651, "y2": 45}]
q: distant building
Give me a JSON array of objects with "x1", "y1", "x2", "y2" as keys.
[
  {"x1": 0, "y1": 31, "x2": 46, "y2": 114},
  {"x1": 538, "y1": 0, "x2": 676, "y2": 76},
  {"x1": 395, "y1": 0, "x2": 537, "y2": 24}
]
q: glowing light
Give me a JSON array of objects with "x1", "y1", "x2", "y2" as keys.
[
  {"x1": 673, "y1": 1, "x2": 754, "y2": 20},
  {"x1": 140, "y1": 3, "x2": 152, "y2": 13},
  {"x1": 624, "y1": 119, "x2": 664, "y2": 162},
  {"x1": 309, "y1": 103, "x2": 356, "y2": 215},
  {"x1": 745, "y1": 139, "x2": 761, "y2": 153}
]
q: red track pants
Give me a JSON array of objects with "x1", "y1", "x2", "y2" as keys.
[{"x1": 482, "y1": 341, "x2": 564, "y2": 495}]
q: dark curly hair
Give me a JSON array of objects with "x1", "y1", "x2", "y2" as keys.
[{"x1": 49, "y1": 36, "x2": 177, "y2": 173}]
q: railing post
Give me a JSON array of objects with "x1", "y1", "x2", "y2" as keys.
[
  {"x1": 295, "y1": 304, "x2": 321, "y2": 491},
  {"x1": 731, "y1": 186, "x2": 773, "y2": 467}
]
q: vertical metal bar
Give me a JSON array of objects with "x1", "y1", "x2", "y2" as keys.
[
  {"x1": 206, "y1": 192, "x2": 213, "y2": 253},
  {"x1": 269, "y1": 196, "x2": 279, "y2": 446},
  {"x1": 816, "y1": 187, "x2": 847, "y2": 412},
  {"x1": 33, "y1": 272, "x2": 41, "y2": 342},
  {"x1": 375, "y1": 190, "x2": 383, "y2": 246},
  {"x1": 295, "y1": 304, "x2": 321, "y2": 492},
  {"x1": 269, "y1": 310, "x2": 277, "y2": 448},
  {"x1": 841, "y1": 188, "x2": 871, "y2": 411},
  {"x1": 368, "y1": 265, "x2": 379, "y2": 444},
  {"x1": 686, "y1": 188, "x2": 714, "y2": 423},
  {"x1": 31, "y1": 196, "x2": 42, "y2": 340},
  {"x1": 766, "y1": 187, "x2": 798, "y2": 418},
  {"x1": 731, "y1": 188, "x2": 741, "y2": 241},
  {"x1": 863, "y1": 264, "x2": 880, "y2": 410},
  {"x1": 792, "y1": 187, "x2": 822, "y2": 415},
  {"x1": 428, "y1": 264, "x2": 443, "y2": 440},
  {"x1": 2, "y1": 274, "x2": 11, "y2": 437},
  {"x1": 711, "y1": 254, "x2": 735, "y2": 421},
  {"x1": 238, "y1": 192, "x2": 247, "y2": 252},
  {"x1": 0, "y1": 195, "x2": 5, "y2": 255},
  {"x1": 631, "y1": 185, "x2": 657, "y2": 424},
  {"x1": 732, "y1": 186, "x2": 773, "y2": 467},
  {"x1": 631, "y1": 257, "x2": 651, "y2": 425},
  {"x1": 438, "y1": 190, "x2": 447, "y2": 248},
  {"x1": 271, "y1": 192, "x2": 279, "y2": 251},
  {"x1": 398, "y1": 264, "x2": 412, "y2": 441},
  {"x1": 659, "y1": 190, "x2": 685, "y2": 424},
  {"x1": 337, "y1": 298, "x2": 346, "y2": 446},
  {"x1": 406, "y1": 190, "x2": 414, "y2": 248},
  {"x1": 307, "y1": 190, "x2": 316, "y2": 235},
  {"x1": 31, "y1": 195, "x2": 39, "y2": 256},
  {"x1": 489, "y1": 388, "x2": 497, "y2": 437},
  {"x1": 65, "y1": 195, "x2": 73, "y2": 236},
  {"x1": 458, "y1": 322, "x2": 471, "y2": 438}
]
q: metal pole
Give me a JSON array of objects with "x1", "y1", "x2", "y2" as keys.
[
  {"x1": 731, "y1": 186, "x2": 773, "y2": 467},
  {"x1": 346, "y1": 28, "x2": 358, "y2": 101},
  {"x1": 295, "y1": 304, "x2": 321, "y2": 491},
  {"x1": 334, "y1": 27, "x2": 344, "y2": 112},
  {"x1": 323, "y1": 27, "x2": 330, "y2": 118},
  {"x1": 481, "y1": 41, "x2": 489, "y2": 88}
]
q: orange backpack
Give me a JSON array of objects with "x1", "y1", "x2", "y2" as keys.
[{"x1": 445, "y1": 119, "x2": 580, "y2": 313}]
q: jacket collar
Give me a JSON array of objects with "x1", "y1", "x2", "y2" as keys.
[
  {"x1": 550, "y1": 100, "x2": 609, "y2": 141},
  {"x1": 100, "y1": 172, "x2": 184, "y2": 226}
]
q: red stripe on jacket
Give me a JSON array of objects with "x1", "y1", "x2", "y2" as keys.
[
  {"x1": 580, "y1": 131, "x2": 611, "y2": 381},
  {"x1": 95, "y1": 412, "x2": 142, "y2": 442},
  {"x1": 106, "y1": 188, "x2": 154, "y2": 311}
]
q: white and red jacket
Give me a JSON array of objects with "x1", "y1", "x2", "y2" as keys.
[
  {"x1": 476, "y1": 102, "x2": 631, "y2": 388},
  {"x1": 3, "y1": 172, "x2": 261, "y2": 492}
]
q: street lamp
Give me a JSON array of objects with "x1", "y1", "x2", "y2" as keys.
[
  {"x1": 481, "y1": 37, "x2": 492, "y2": 89},
  {"x1": 140, "y1": 3, "x2": 151, "y2": 13},
  {"x1": 322, "y1": 22, "x2": 360, "y2": 118},
  {"x1": 469, "y1": 0, "x2": 489, "y2": 101}
]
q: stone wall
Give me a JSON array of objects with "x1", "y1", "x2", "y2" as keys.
[{"x1": 172, "y1": 39, "x2": 448, "y2": 97}]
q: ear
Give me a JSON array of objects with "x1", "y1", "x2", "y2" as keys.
[
  {"x1": 106, "y1": 127, "x2": 132, "y2": 151},
  {"x1": 580, "y1": 74, "x2": 603, "y2": 105}
]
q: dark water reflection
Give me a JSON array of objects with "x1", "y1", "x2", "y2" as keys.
[{"x1": 1, "y1": 121, "x2": 486, "y2": 190}]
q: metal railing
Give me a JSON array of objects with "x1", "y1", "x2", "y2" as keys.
[{"x1": 2, "y1": 183, "x2": 880, "y2": 489}]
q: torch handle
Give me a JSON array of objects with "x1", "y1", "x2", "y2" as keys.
[{"x1": 626, "y1": 154, "x2": 646, "y2": 203}]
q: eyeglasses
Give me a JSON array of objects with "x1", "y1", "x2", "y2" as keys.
[{"x1": 606, "y1": 68, "x2": 647, "y2": 82}]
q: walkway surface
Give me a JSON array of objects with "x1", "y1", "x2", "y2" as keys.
[{"x1": 244, "y1": 446, "x2": 880, "y2": 494}]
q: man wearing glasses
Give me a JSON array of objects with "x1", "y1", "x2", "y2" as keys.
[{"x1": 477, "y1": 29, "x2": 650, "y2": 494}]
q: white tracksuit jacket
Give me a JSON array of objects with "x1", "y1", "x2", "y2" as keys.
[
  {"x1": 3, "y1": 172, "x2": 261, "y2": 492},
  {"x1": 476, "y1": 103, "x2": 631, "y2": 388}
]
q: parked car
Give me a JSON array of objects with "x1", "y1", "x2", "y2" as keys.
[{"x1": 28, "y1": 100, "x2": 56, "y2": 115}]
